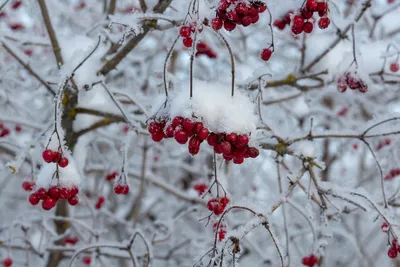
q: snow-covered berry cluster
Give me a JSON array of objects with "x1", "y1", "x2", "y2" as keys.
[
  {"x1": 193, "y1": 183, "x2": 208, "y2": 195},
  {"x1": 302, "y1": 254, "x2": 319, "y2": 266},
  {"x1": 179, "y1": 22, "x2": 202, "y2": 48},
  {"x1": 42, "y1": 149, "x2": 69, "y2": 168},
  {"x1": 207, "y1": 197, "x2": 230, "y2": 215},
  {"x1": 384, "y1": 169, "x2": 400, "y2": 180},
  {"x1": 196, "y1": 42, "x2": 217, "y2": 59},
  {"x1": 213, "y1": 222, "x2": 227, "y2": 241},
  {"x1": 113, "y1": 182, "x2": 129, "y2": 195},
  {"x1": 211, "y1": 0, "x2": 267, "y2": 31},
  {"x1": 337, "y1": 72, "x2": 368, "y2": 93},
  {"x1": 293, "y1": 0, "x2": 330, "y2": 34},
  {"x1": 28, "y1": 185, "x2": 79, "y2": 210},
  {"x1": 388, "y1": 239, "x2": 400, "y2": 259}
]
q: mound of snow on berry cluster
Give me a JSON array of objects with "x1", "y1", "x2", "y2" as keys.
[{"x1": 168, "y1": 79, "x2": 259, "y2": 137}]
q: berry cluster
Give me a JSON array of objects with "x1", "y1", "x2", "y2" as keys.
[
  {"x1": 193, "y1": 183, "x2": 208, "y2": 195},
  {"x1": 28, "y1": 186, "x2": 79, "y2": 210},
  {"x1": 22, "y1": 180, "x2": 35, "y2": 191},
  {"x1": 42, "y1": 149, "x2": 69, "y2": 168},
  {"x1": 390, "y1": 62, "x2": 399, "y2": 72},
  {"x1": 207, "y1": 132, "x2": 259, "y2": 164},
  {"x1": 179, "y1": 23, "x2": 201, "y2": 48},
  {"x1": 95, "y1": 196, "x2": 106, "y2": 209},
  {"x1": 63, "y1": 236, "x2": 79, "y2": 245},
  {"x1": 337, "y1": 72, "x2": 368, "y2": 93},
  {"x1": 273, "y1": 10, "x2": 293, "y2": 30},
  {"x1": 388, "y1": 239, "x2": 400, "y2": 259},
  {"x1": 213, "y1": 222, "x2": 227, "y2": 241},
  {"x1": 105, "y1": 171, "x2": 118, "y2": 180},
  {"x1": 2, "y1": 258, "x2": 12, "y2": 267},
  {"x1": 0, "y1": 122, "x2": 11, "y2": 138},
  {"x1": 211, "y1": 0, "x2": 267, "y2": 31},
  {"x1": 196, "y1": 42, "x2": 217, "y2": 59},
  {"x1": 113, "y1": 183, "x2": 129, "y2": 195},
  {"x1": 302, "y1": 254, "x2": 319, "y2": 267},
  {"x1": 294, "y1": 1, "x2": 330, "y2": 34},
  {"x1": 384, "y1": 169, "x2": 400, "y2": 181},
  {"x1": 207, "y1": 197, "x2": 230, "y2": 215}
]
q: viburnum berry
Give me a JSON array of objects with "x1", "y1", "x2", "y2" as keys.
[
  {"x1": 220, "y1": 141, "x2": 232, "y2": 155},
  {"x1": 196, "y1": 127, "x2": 209, "y2": 140},
  {"x1": 318, "y1": 17, "x2": 330, "y2": 29},
  {"x1": 48, "y1": 186, "x2": 60, "y2": 199},
  {"x1": 11, "y1": 0, "x2": 22, "y2": 9},
  {"x1": 292, "y1": 26, "x2": 303, "y2": 35},
  {"x1": 306, "y1": 0, "x2": 318, "y2": 11},
  {"x1": 42, "y1": 149, "x2": 55, "y2": 163},
  {"x1": 114, "y1": 184, "x2": 124, "y2": 194},
  {"x1": 218, "y1": 230, "x2": 226, "y2": 241},
  {"x1": 223, "y1": 20, "x2": 236, "y2": 31},
  {"x1": 388, "y1": 247, "x2": 398, "y2": 258},
  {"x1": 183, "y1": 118, "x2": 196, "y2": 133},
  {"x1": 194, "y1": 183, "x2": 208, "y2": 195},
  {"x1": 260, "y1": 48, "x2": 272, "y2": 61},
  {"x1": 303, "y1": 21, "x2": 314, "y2": 33},
  {"x1": 273, "y1": 19, "x2": 286, "y2": 30},
  {"x1": 183, "y1": 37, "x2": 193, "y2": 48},
  {"x1": 211, "y1": 17, "x2": 223, "y2": 30},
  {"x1": 174, "y1": 130, "x2": 189, "y2": 144},
  {"x1": 63, "y1": 236, "x2": 79, "y2": 245},
  {"x1": 42, "y1": 197, "x2": 57, "y2": 210},
  {"x1": 301, "y1": 7, "x2": 313, "y2": 19},
  {"x1": 302, "y1": 254, "x2": 318, "y2": 266},
  {"x1": 68, "y1": 196, "x2": 79, "y2": 206},
  {"x1": 0, "y1": 128, "x2": 10, "y2": 137},
  {"x1": 95, "y1": 196, "x2": 106, "y2": 209},
  {"x1": 28, "y1": 193, "x2": 40, "y2": 205},
  {"x1": 2, "y1": 258, "x2": 12, "y2": 267},
  {"x1": 59, "y1": 187, "x2": 71, "y2": 199},
  {"x1": 58, "y1": 157, "x2": 69, "y2": 168},
  {"x1": 390, "y1": 62, "x2": 399, "y2": 72},
  {"x1": 106, "y1": 172, "x2": 118, "y2": 180},
  {"x1": 151, "y1": 132, "x2": 164, "y2": 142},
  {"x1": 171, "y1": 116, "x2": 184, "y2": 128},
  {"x1": 122, "y1": 184, "x2": 130, "y2": 194},
  {"x1": 36, "y1": 188, "x2": 48, "y2": 200},
  {"x1": 22, "y1": 181, "x2": 34, "y2": 191},
  {"x1": 241, "y1": 16, "x2": 252, "y2": 27},
  {"x1": 70, "y1": 186, "x2": 79, "y2": 196},
  {"x1": 82, "y1": 257, "x2": 91, "y2": 265},
  {"x1": 15, "y1": 125, "x2": 22, "y2": 132},
  {"x1": 207, "y1": 133, "x2": 218, "y2": 146},
  {"x1": 247, "y1": 147, "x2": 259, "y2": 158},
  {"x1": 179, "y1": 26, "x2": 191, "y2": 38},
  {"x1": 292, "y1": 15, "x2": 304, "y2": 28}
]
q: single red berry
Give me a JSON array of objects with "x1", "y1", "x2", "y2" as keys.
[
  {"x1": 388, "y1": 247, "x2": 398, "y2": 258},
  {"x1": 82, "y1": 257, "x2": 91, "y2": 265},
  {"x1": 36, "y1": 188, "x2": 48, "y2": 200},
  {"x1": 3, "y1": 258, "x2": 12, "y2": 267},
  {"x1": 207, "y1": 133, "x2": 218, "y2": 146},
  {"x1": 302, "y1": 256, "x2": 310, "y2": 266},
  {"x1": 218, "y1": 230, "x2": 226, "y2": 241},
  {"x1": 226, "y1": 133, "x2": 237, "y2": 144},
  {"x1": 114, "y1": 184, "x2": 124, "y2": 194},
  {"x1": 42, "y1": 149, "x2": 54, "y2": 163},
  {"x1": 227, "y1": 10, "x2": 240, "y2": 22},
  {"x1": 151, "y1": 132, "x2": 164, "y2": 142},
  {"x1": 22, "y1": 181, "x2": 34, "y2": 191},
  {"x1": 179, "y1": 26, "x2": 191, "y2": 38},
  {"x1": 59, "y1": 187, "x2": 71, "y2": 199},
  {"x1": 171, "y1": 116, "x2": 184, "y2": 128},
  {"x1": 58, "y1": 157, "x2": 69, "y2": 168},
  {"x1": 251, "y1": 14, "x2": 260, "y2": 23},
  {"x1": 70, "y1": 186, "x2": 79, "y2": 196},
  {"x1": 106, "y1": 172, "x2": 117, "y2": 180},
  {"x1": 317, "y1": 2, "x2": 327, "y2": 12},
  {"x1": 189, "y1": 136, "x2": 201, "y2": 149},
  {"x1": 260, "y1": 48, "x2": 272, "y2": 61},
  {"x1": 306, "y1": 0, "x2": 318, "y2": 11},
  {"x1": 183, "y1": 118, "x2": 196, "y2": 133},
  {"x1": 249, "y1": 7, "x2": 259, "y2": 17},
  {"x1": 211, "y1": 17, "x2": 223, "y2": 30},
  {"x1": 42, "y1": 197, "x2": 57, "y2": 210},
  {"x1": 148, "y1": 122, "x2": 161, "y2": 134},
  {"x1": 247, "y1": 147, "x2": 259, "y2": 158},
  {"x1": 183, "y1": 37, "x2": 193, "y2": 48},
  {"x1": 28, "y1": 193, "x2": 40, "y2": 205},
  {"x1": 9, "y1": 23, "x2": 24, "y2": 31},
  {"x1": 233, "y1": 156, "x2": 244, "y2": 164},
  {"x1": 68, "y1": 196, "x2": 79, "y2": 206},
  {"x1": 256, "y1": 2, "x2": 267, "y2": 13},
  {"x1": 309, "y1": 254, "x2": 319, "y2": 265},
  {"x1": 292, "y1": 26, "x2": 303, "y2": 34},
  {"x1": 52, "y1": 152, "x2": 62, "y2": 163},
  {"x1": 303, "y1": 21, "x2": 314, "y2": 33},
  {"x1": 237, "y1": 135, "x2": 249, "y2": 147},
  {"x1": 15, "y1": 125, "x2": 22, "y2": 132},
  {"x1": 220, "y1": 197, "x2": 230, "y2": 207},
  {"x1": 274, "y1": 19, "x2": 286, "y2": 30},
  {"x1": 301, "y1": 8, "x2": 313, "y2": 19},
  {"x1": 292, "y1": 15, "x2": 304, "y2": 28},
  {"x1": 223, "y1": 154, "x2": 232, "y2": 161},
  {"x1": 223, "y1": 20, "x2": 236, "y2": 31},
  {"x1": 236, "y1": 2, "x2": 249, "y2": 15},
  {"x1": 318, "y1": 17, "x2": 330, "y2": 29},
  {"x1": 390, "y1": 63, "x2": 399, "y2": 72},
  {"x1": 218, "y1": 0, "x2": 229, "y2": 11},
  {"x1": 174, "y1": 130, "x2": 189, "y2": 144},
  {"x1": 241, "y1": 16, "x2": 252, "y2": 27},
  {"x1": 63, "y1": 237, "x2": 79, "y2": 245},
  {"x1": 48, "y1": 186, "x2": 60, "y2": 199},
  {"x1": 197, "y1": 127, "x2": 209, "y2": 140},
  {"x1": 220, "y1": 142, "x2": 232, "y2": 155}
]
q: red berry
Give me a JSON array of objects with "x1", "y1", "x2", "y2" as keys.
[
  {"x1": 317, "y1": 2, "x2": 327, "y2": 12},
  {"x1": 220, "y1": 141, "x2": 232, "y2": 155},
  {"x1": 179, "y1": 26, "x2": 191, "y2": 38},
  {"x1": 68, "y1": 196, "x2": 79, "y2": 206},
  {"x1": 193, "y1": 183, "x2": 208, "y2": 195},
  {"x1": 197, "y1": 127, "x2": 209, "y2": 140},
  {"x1": 302, "y1": 256, "x2": 310, "y2": 266},
  {"x1": 390, "y1": 63, "x2": 399, "y2": 72},
  {"x1": 227, "y1": 10, "x2": 240, "y2": 22},
  {"x1": 22, "y1": 181, "x2": 34, "y2": 191},
  {"x1": 151, "y1": 132, "x2": 164, "y2": 142},
  {"x1": 211, "y1": 17, "x2": 223, "y2": 30},
  {"x1": 52, "y1": 152, "x2": 62, "y2": 163},
  {"x1": 0, "y1": 128, "x2": 10, "y2": 137},
  {"x1": 106, "y1": 172, "x2": 118, "y2": 180},
  {"x1": 226, "y1": 133, "x2": 237, "y2": 144},
  {"x1": 28, "y1": 193, "x2": 40, "y2": 205},
  {"x1": 292, "y1": 26, "x2": 303, "y2": 34},
  {"x1": 171, "y1": 116, "x2": 184, "y2": 128},
  {"x1": 293, "y1": 15, "x2": 304, "y2": 28},
  {"x1": 59, "y1": 187, "x2": 71, "y2": 199},
  {"x1": 273, "y1": 19, "x2": 285, "y2": 30},
  {"x1": 247, "y1": 147, "x2": 259, "y2": 158},
  {"x1": 58, "y1": 157, "x2": 69, "y2": 168},
  {"x1": 233, "y1": 156, "x2": 244, "y2": 164},
  {"x1": 63, "y1": 237, "x2": 79, "y2": 245},
  {"x1": 218, "y1": 0, "x2": 229, "y2": 11},
  {"x1": 114, "y1": 184, "x2": 124, "y2": 194},
  {"x1": 251, "y1": 14, "x2": 259, "y2": 23},
  {"x1": 306, "y1": 0, "x2": 318, "y2": 11},
  {"x1": 183, "y1": 118, "x2": 196, "y2": 133},
  {"x1": 207, "y1": 133, "x2": 218, "y2": 146},
  {"x1": 9, "y1": 23, "x2": 24, "y2": 31},
  {"x1": 309, "y1": 254, "x2": 319, "y2": 265},
  {"x1": 3, "y1": 258, "x2": 12, "y2": 267},
  {"x1": 42, "y1": 197, "x2": 57, "y2": 210},
  {"x1": 48, "y1": 186, "x2": 60, "y2": 199},
  {"x1": 220, "y1": 197, "x2": 230, "y2": 207},
  {"x1": 388, "y1": 247, "x2": 398, "y2": 258},
  {"x1": 318, "y1": 17, "x2": 330, "y2": 29},
  {"x1": 11, "y1": 0, "x2": 22, "y2": 9},
  {"x1": 301, "y1": 8, "x2": 313, "y2": 19},
  {"x1": 237, "y1": 135, "x2": 249, "y2": 147},
  {"x1": 148, "y1": 122, "x2": 161, "y2": 134},
  {"x1": 218, "y1": 230, "x2": 226, "y2": 241},
  {"x1": 15, "y1": 125, "x2": 22, "y2": 132},
  {"x1": 260, "y1": 48, "x2": 272, "y2": 61},
  {"x1": 183, "y1": 37, "x2": 193, "y2": 48},
  {"x1": 42, "y1": 149, "x2": 54, "y2": 163},
  {"x1": 303, "y1": 21, "x2": 314, "y2": 33},
  {"x1": 174, "y1": 130, "x2": 189, "y2": 144},
  {"x1": 236, "y1": 3, "x2": 248, "y2": 15},
  {"x1": 82, "y1": 257, "x2": 91, "y2": 265},
  {"x1": 70, "y1": 186, "x2": 79, "y2": 196},
  {"x1": 241, "y1": 16, "x2": 252, "y2": 27},
  {"x1": 189, "y1": 146, "x2": 200, "y2": 155},
  {"x1": 256, "y1": 2, "x2": 267, "y2": 13},
  {"x1": 223, "y1": 20, "x2": 236, "y2": 31},
  {"x1": 36, "y1": 188, "x2": 48, "y2": 200},
  {"x1": 249, "y1": 7, "x2": 258, "y2": 17}
]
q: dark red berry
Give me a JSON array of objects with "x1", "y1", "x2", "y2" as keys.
[
  {"x1": 251, "y1": 14, "x2": 259, "y2": 23},
  {"x1": 292, "y1": 26, "x2": 303, "y2": 34},
  {"x1": 256, "y1": 2, "x2": 267, "y2": 13},
  {"x1": 42, "y1": 197, "x2": 57, "y2": 210},
  {"x1": 207, "y1": 133, "x2": 218, "y2": 146},
  {"x1": 233, "y1": 156, "x2": 244, "y2": 164},
  {"x1": 59, "y1": 187, "x2": 71, "y2": 199},
  {"x1": 114, "y1": 184, "x2": 124, "y2": 194},
  {"x1": 220, "y1": 142, "x2": 232, "y2": 155},
  {"x1": 317, "y1": 2, "x2": 327, "y2": 12},
  {"x1": 58, "y1": 157, "x2": 69, "y2": 168},
  {"x1": 388, "y1": 247, "x2": 398, "y2": 258},
  {"x1": 306, "y1": 0, "x2": 318, "y2": 11},
  {"x1": 122, "y1": 185, "x2": 130, "y2": 194},
  {"x1": 82, "y1": 257, "x2": 91, "y2": 265},
  {"x1": 70, "y1": 186, "x2": 79, "y2": 196},
  {"x1": 318, "y1": 17, "x2": 330, "y2": 29},
  {"x1": 22, "y1": 181, "x2": 34, "y2": 191},
  {"x1": 28, "y1": 193, "x2": 40, "y2": 205},
  {"x1": 15, "y1": 125, "x2": 22, "y2": 132},
  {"x1": 193, "y1": 183, "x2": 208, "y2": 195},
  {"x1": 197, "y1": 127, "x2": 209, "y2": 140},
  {"x1": 274, "y1": 19, "x2": 286, "y2": 30},
  {"x1": 179, "y1": 26, "x2": 191, "y2": 38},
  {"x1": 390, "y1": 63, "x2": 399, "y2": 72},
  {"x1": 151, "y1": 132, "x2": 164, "y2": 142},
  {"x1": 183, "y1": 118, "x2": 196, "y2": 133},
  {"x1": 223, "y1": 20, "x2": 236, "y2": 31},
  {"x1": 148, "y1": 122, "x2": 161, "y2": 134},
  {"x1": 247, "y1": 147, "x2": 259, "y2": 158},
  {"x1": 211, "y1": 18, "x2": 223, "y2": 30},
  {"x1": 183, "y1": 37, "x2": 193, "y2": 48},
  {"x1": 174, "y1": 130, "x2": 189, "y2": 144},
  {"x1": 3, "y1": 258, "x2": 13, "y2": 267},
  {"x1": 241, "y1": 16, "x2": 252, "y2": 27},
  {"x1": 165, "y1": 125, "x2": 175, "y2": 137},
  {"x1": 171, "y1": 116, "x2": 184, "y2": 128},
  {"x1": 236, "y1": 2, "x2": 249, "y2": 15},
  {"x1": 303, "y1": 21, "x2": 314, "y2": 33},
  {"x1": 260, "y1": 48, "x2": 272, "y2": 61},
  {"x1": 68, "y1": 196, "x2": 79, "y2": 206},
  {"x1": 36, "y1": 188, "x2": 47, "y2": 200},
  {"x1": 292, "y1": 15, "x2": 304, "y2": 28},
  {"x1": 189, "y1": 136, "x2": 201, "y2": 149},
  {"x1": 48, "y1": 186, "x2": 59, "y2": 199},
  {"x1": 226, "y1": 133, "x2": 238, "y2": 143},
  {"x1": 237, "y1": 135, "x2": 249, "y2": 147},
  {"x1": 42, "y1": 149, "x2": 54, "y2": 163}
]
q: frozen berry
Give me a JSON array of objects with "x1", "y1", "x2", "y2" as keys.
[
  {"x1": 28, "y1": 193, "x2": 40, "y2": 205},
  {"x1": 292, "y1": 15, "x2": 304, "y2": 28},
  {"x1": 68, "y1": 196, "x2": 79, "y2": 206},
  {"x1": 220, "y1": 142, "x2": 232, "y2": 155},
  {"x1": 183, "y1": 118, "x2": 196, "y2": 133},
  {"x1": 223, "y1": 20, "x2": 236, "y2": 31},
  {"x1": 36, "y1": 188, "x2": 48, "y2": 200},
  {"x1": 58, "y1": 157, "x2": 69, "y2": 168},
  {"x1": 207, "y1": 133, "x2": 218, "y2": 146},
  {"x1": 179, "y1": 26, "x2": 191, "y2": 38},
  {"x1": 183, "y1": 37, "x2": 193, "y2": 48},
  {"x1": 241, "y1": 16, "x2": 252, "y2": 27},
  {"x1": 306, "y1": 0, "x2": 318, "y2": 11},
  {"x1": 318, "y1": 17, "x2": 330, "y2": 29},
  {"x1": 260, "y1": 48, "x2": 272, "y2": 61},
  {"x1": 174, "y1": 130, "x2": 189, "y2": 144},
  {"x1": 211, "y1": 17, "x2": 223, "y2": 30},
  {"x1": 292, "y1": 26, "x2": 303, "y2": 35},
  {"x1": 303, "y1": 21, "x2": 314, "y2": 33},
  {"x1": 247, "y1": 147, "x2": 259, "y2": 158},
  {"x1": 301, "y1": 8, "x2": 313, "y2": 19},
  {"x1": 42, "y1": 149, "x2": 54, "y2": 163}
]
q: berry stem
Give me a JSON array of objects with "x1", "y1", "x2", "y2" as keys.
[
  {"x1": 163, "y1": 34, "x2": 180, "y2": 98},
  {"x1": 215, "y1": 30, "x2": 235, "y2": 97}
]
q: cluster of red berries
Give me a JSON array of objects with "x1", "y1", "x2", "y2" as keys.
[
  {"x1": 295, "y1": 1, "x2": 330, "y2": 34},
  {"x1": 302, "y1": 254, "x2": 319, "y2": 267},
  {"x1": 113, "y1": 183, "x2": 129, "y2": 195},
  {"x1": 376, "y1": 138, "x2": 391, "y2": 151},
  {"x1": 213, "y1": 222, "x2": 227, "y2": 241},
  {"x1": 207, "y1": 132, "x2": 259, "y2": 164},
  {"x1": 390, "y1": 62, "x2": 399, "y2": 72},
  {"x1": 388, "y1": 239, "x2": 400, "y2": 259},
  {"x1": 95, "y1": 196, "x2": 106, "y2": 209},
  {"x1": 193, "y1": 183, "x2": 208, "y2": 195},
  {"x1": 179, "y1": 23, "x2": 201, "y2": 48},
  {"x1": 384, "y1": 169, "x2": 400, "y2": 181},
  {"x1": 337, "y1": 72, "x2": 368, "y2": 93},
  {"x1": 196, "y1": 42, "x2": 217, "y2": 59},
  {"x1": 28, "y1": 186, "x2": 79, "y2": 210},
  {"x1": 105, "y1": 171, "x2": 118, "y2": 180},
  {"x1": 63, "y1": 236, "x2": 79, "y2": 245},
  {"x1": 207, "y1": 197, "x2": 230, "y2": 215},
  {"x1": 0, "y1": 122, "x2": 19, "y2": 137},
  {"x1": 22, "y1": 180, "x2": 35, "y2": 191},
  {"x1": 273, "y1": 10, "x2": 292, "y2": 30},
  {"x1": 211, "y1": 0, "x2": 267, "y2": 31},
  {"x1": 42, "y1": 149, "x2": 69, "y2": 168}
]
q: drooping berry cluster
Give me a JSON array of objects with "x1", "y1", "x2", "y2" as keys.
[
  {"x1": 149, "y1": 117, "x2": 210, "y2": 156},
  {"x1": 207, "y1": 132, "x2": 259, "y2": 164},
  {"x1": 273, "y1": 11, "x2": 293, "y2": 30},
  {"x1": 388, "y1": 239, "x2": 400, "y2": 259},
  {"x1": 42, "y1": 149, "x2": 69, "y2": 168},
  {"x1": 196, "y1": 42, "x2": 217, "y2": 59},
  {"x1": 213, "y1": 222, "x2": 227, "y2": 241},
  {"x1": 384, "y1": 169, "x2": 400, "y2": 181},
  {"x1": 28, "y1": 186, "x2": 79, "y2": 210},
  {"x1": 390, "y1": 62, "x2": 399, "y2": 72},
  {"x1": 337, "y1": 72, "x2": 368, "y2": 93},
  {"x1": 211, "y1": 0, "x2": 267, "y2": 31},
  {"x1": 207, "y1": 197, "x2": 230, "y2": 215},
  {"x1": 179, "y1": 22, "x2": 201, "y2": 48},
  {"x1": 2, "y1": 258, "x2": 12, "y2": 267},
  {"x1": 293, "y1": 1, "x2": 330, "y2": 34},
  {"x1": 113, "y1": 183, "x2": 129, "y2": 195},
  {"x1": 302, "y1": 254, "x2": 319, "y2": 267},
  {"x1": 193, "y1": 183, "x2": 208, "y2": 195},
  {"x1": 95, "y1": 196, "x2": 106, "y2": 209}
]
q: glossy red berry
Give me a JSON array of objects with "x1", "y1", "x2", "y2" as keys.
[
  {"x1": 122, "y1": 185, "x2": 130, "y2": 195},
  {"x1": 306, "y1": 0, "x2": 318, "y2": 11},
  {"x1": 196, "y1": 127, "x2": 209, "y2": 140},
  {"x1": 36, "y1": 188, "x2": 48, "y2": 200},
  {"x1": 70, "y1": 186, "x2": 79, "y2": 196},
  {"x1": 274, "y1": 19, "x2": 286, "y2": 30},
  {"x1": 171, "y1": 116, "x2": 184, "y2": 128},
  {"x1": 22, "y1": 181, "x2": 34, "y2": 191},
  {"x1": 82, "y1": 257, "x2": 91, "y2": 265},
  {"x1": 220, "y1": 142, "x2": 232, "y2": 155},
  {"x1": 292, "y1": 26, "x2": 303, "y2": 35},
  {"x1": 301, "y1": 8, "x2": 313, "y2": 19},
  {"x1": 28, "y1": 193, "x2": 40, "y2": 205},
  {"x1": 3, "y1": 258, "x2": 12, "y2": 267},
  {"x1": 237, "y1": 135, "x2": 249, "y2": 147},
  {"x1": 318, "y1": 17, "x2": 330, "y2": 29},
  {"x1": 220, "y1": 197, "x2": 230, "y2": 207},
  {"x1": 106, "y1": 172, "x2": 118, "y2": 180},
  {"x1": 183, "y1": 118, "x2": 196, "y2": 133},
  {"x1": 303, "y1": 21, "x2": 314, "y2": 33},
  {"x1": 317, "y1": 2, "x2": 327, "y2": 12},
  {"x1": 183, "y1": 37, "x2": 193, "y2": 48},
  {"x1": 233, "y1": 156, "x2": 244, "y2": 164},
  {"x1": 42, "y1": 149, "x2": 54, "y2": 163},
  {"x1": 292, "y1": 15, "x2": 304, "y2": 28},
  {"x1": 241, "y1": 16, "x2": 252, "y2": 27},
  {"x1": 148, "y1": 122, "x2": 161, "y2": 134},
  {"x1": 388, "y1": 247, "x2": 398, "y2": 258},
  {"x1": 42, "y1": 197, "x2": 57, "y2": 210},
  {"x1": 390, "y1": 63, "x2": 399, "y2": 72},
  {"x1": 52, "y1": 152, "x2": 62, "y2": 163},
  {"x1": 256, "y1": 2, "x2": 267, "y2": 13},
  {"x1": 207, "y1": 133, "x2": 218, "y2": 146},
  {"x1": 59, "y1": 187, "x2": 71, "y2": 199},
  {"x1": 223, "y1": 20, "x2": 236, "y2": 31},
  {"x1": 247, "y1": 147, "x2": 259, "y2": 158},
  {"x1": 218, "y1": 230, "x2": 226, "y2": 241},
  {"x1": 58, "y1": 157, "x2": 69, "y2": 168},
  {"x1": 260, "y1": 48, "x2": 272, "y2": 61},
  {"x1": 48, "y1": 186, "x2": 60, "y2": 199},
  {"x1": 114, "y1": 184, "x2": 124, "y2": 194},
  {"x1": 193, "y1": 183, "x2": 208, "y2": 195},
  {"x1": 179, "y1": 26, "x2": 191, "y2": 38},
  {"x1": 151, "y1": 132, "x2": 164, "y2": 142},
  {"x1": 174, "y1": 130, "x2": 189, "y2": 144},
  {"x1": 211, "y1": 18, "x2": 223, "y2": 30},
  {"x1": 68, "y1": 196, "x2": 79, "y2": 206},
  {"x1": 236, "y1": 2, "x2": 249, "y2": 15}
]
